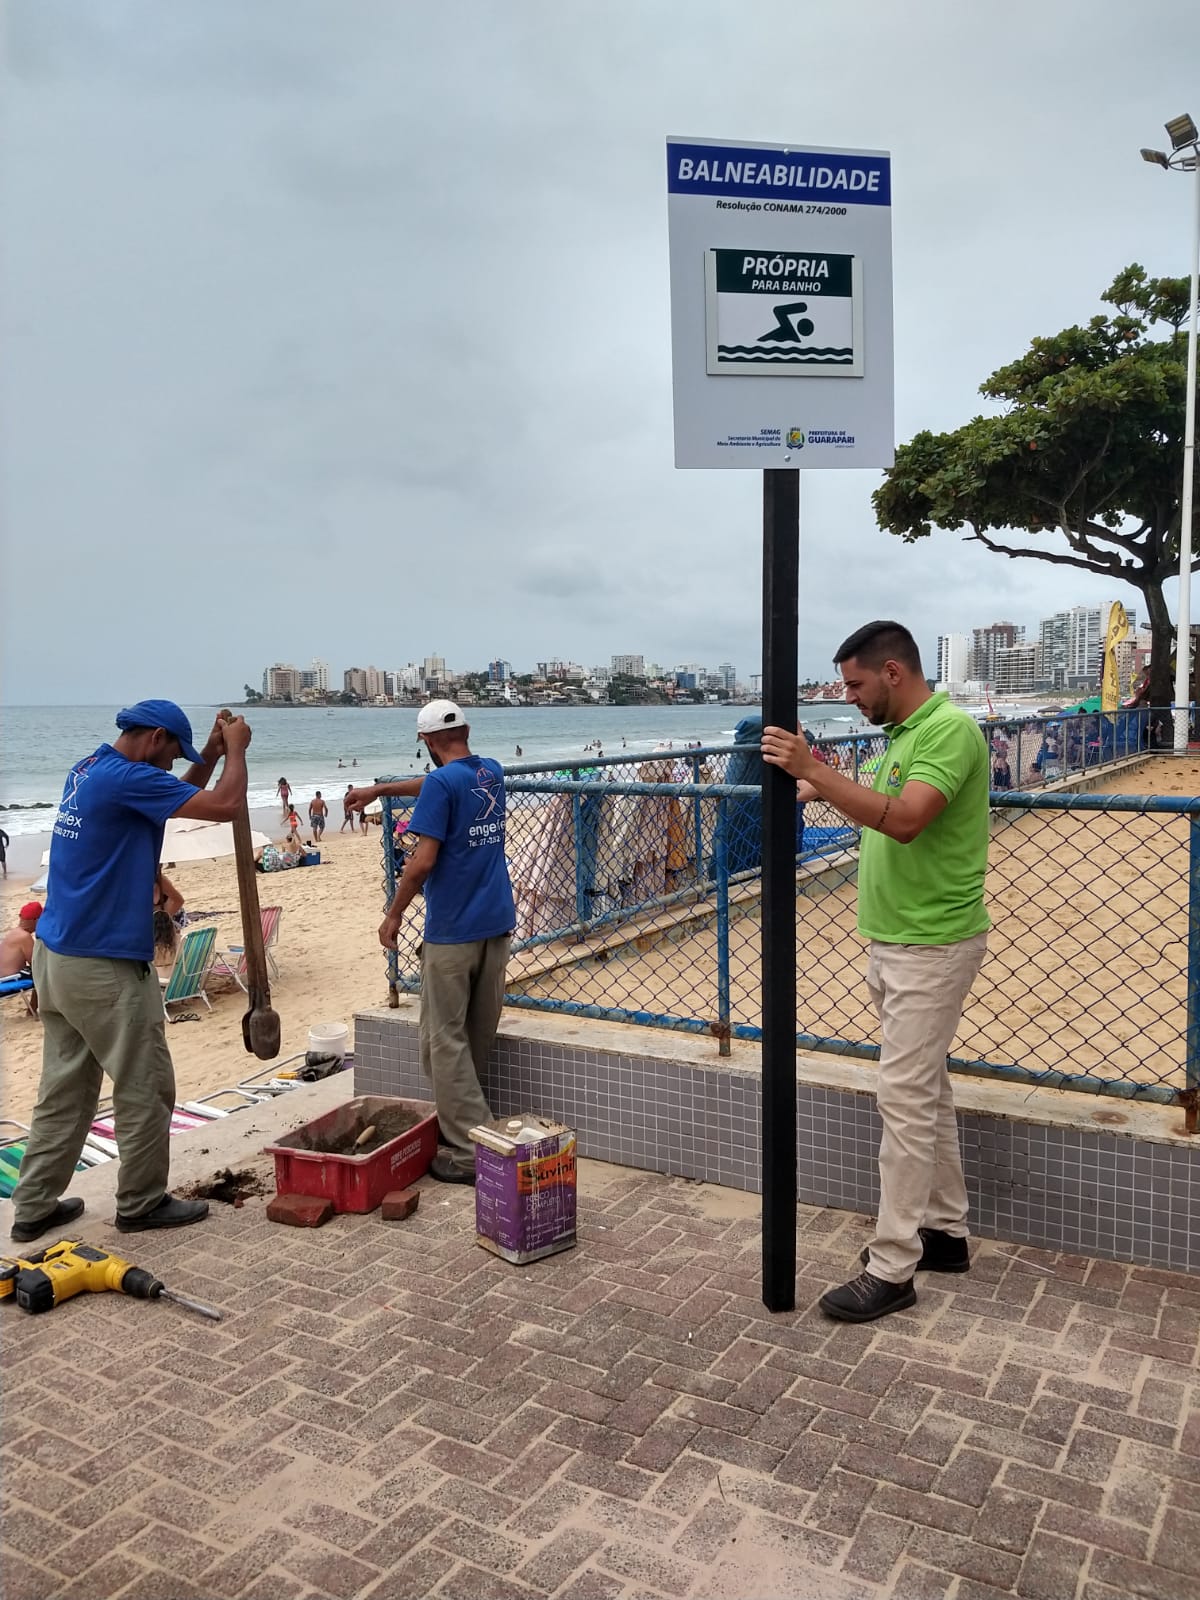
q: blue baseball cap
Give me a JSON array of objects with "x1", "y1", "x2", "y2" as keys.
[{"x1": 115, "y1": 700, "x2": 203, "y2": 765}]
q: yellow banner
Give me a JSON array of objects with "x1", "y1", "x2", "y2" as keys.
[{"x1": 1101, "y1": 601, "x2": 1130, "y2": 713}]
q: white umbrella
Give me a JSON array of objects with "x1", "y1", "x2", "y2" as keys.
[
  {"x1": 39, "y1": 816, "x2": 270, "y2": 871},
  {"x1": 160, "y1": 817, "x2": 271, "y2": 863}
]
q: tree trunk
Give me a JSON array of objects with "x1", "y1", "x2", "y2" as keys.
[{"x1": 1141, "y1": 579, "x2": 1175, "y2": 740}]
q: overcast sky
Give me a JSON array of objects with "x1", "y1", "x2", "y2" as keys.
[{"x1": 2, "y1": 0, "x2": 1198, "y2": 703}]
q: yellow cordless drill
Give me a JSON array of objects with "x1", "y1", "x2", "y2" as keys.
[{"x1": 0, "y1": 1239, "x2": 221, "y2": 1321}]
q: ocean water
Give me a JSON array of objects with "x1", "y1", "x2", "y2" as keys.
[{"x1": 0, "y1": 701, "x2": 865, "y2": 841}]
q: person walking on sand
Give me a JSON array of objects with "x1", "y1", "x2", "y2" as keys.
[
  {"x1": 346, "y1": 700, "x2": 514, "y2": 1183},
  {"x1": 762, "y1": 621, "x2": 990, "y2": 1325},
  {"x1": 309, "y1": 790, "x2": 328, "y2": 841},
  {"x1": 340, "y1": 783, "x2": 356, "y2": 831},
  {"x1": 9, "y1": 702, "x2": 253, "y2": 1244},
  {"x1": 0, "y1": 825, "x2": 9, "y2": 877},
  {"x1": 276, "y1": 777, "x2": 291, "y2": 821}
]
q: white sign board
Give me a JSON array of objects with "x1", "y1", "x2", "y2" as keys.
[{"x1": 667, "y1": 136, "x2": 894, "y2": 469}]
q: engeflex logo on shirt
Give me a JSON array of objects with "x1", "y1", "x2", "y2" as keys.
[
  {"x1": 468, "y1": 766, "x2": 505, "y2": 847},
  {"x1": 54, "y1": 755, "x2": 99, "y2": 841}
]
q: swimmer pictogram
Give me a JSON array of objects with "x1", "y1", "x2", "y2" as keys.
[{"x1": 704, "y1": 248, "x2": 864, "y2": 377}]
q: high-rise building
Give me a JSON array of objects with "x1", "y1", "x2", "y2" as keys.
[
  {"x1": 717, "y1": 662, "x2": 737, "y2": 693},
  {"x1": 309, "y1": 658, "x2": 330, "y2": 693},
  {"x1": 488, "y1": 660, "x2": 512, "y2": 683},
  {"x1": 970, "y1": 623, "x2": 1024, "y2": 682},
  {"x1": 1038, "y1": 604, "x2": 1137, "y2": 690},
  {"x1": 422, "y1": 655, "x2": 447, "y2": 693},
  {"x1": 936, "y1": 634, "x2": 970, "y2": 688},
  {"x1": 343, "y1": 667, "x2": 368, "y2": 699},
  {"x1": 992, "y1": 643, "x2": 1038, "y2": 695},
  {"x1": 611, "y1": 653, "x2": 645, "y2": 677},
  {"x1": 262, "y1": 663, "x2": 301, "y2": 700}
]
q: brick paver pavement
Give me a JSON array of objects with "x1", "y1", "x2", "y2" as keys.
[{"x1": 2, "y1": 1161, "x2": 1198, "y2": 1600}]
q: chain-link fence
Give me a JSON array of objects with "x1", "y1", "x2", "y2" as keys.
[{"x1": 377, "y1": 708, "x2": 1196, "y2": 1120}]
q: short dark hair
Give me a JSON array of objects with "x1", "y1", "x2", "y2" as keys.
[{"x1": 833, "y1": 620, "x2": 922, "y2": 674}]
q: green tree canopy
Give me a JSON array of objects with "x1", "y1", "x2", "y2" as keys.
[{"x1": 873, "y1": 265, "x2": 1196, "y2": 707}]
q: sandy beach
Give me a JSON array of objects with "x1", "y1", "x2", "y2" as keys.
[{"x1": 1, "y1": 825, "x2": 395, "y2": 1125}]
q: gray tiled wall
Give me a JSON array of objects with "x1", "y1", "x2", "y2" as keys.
[{"x1": 355, "y1": 1012, "x2": 1199, "y2": 1274}]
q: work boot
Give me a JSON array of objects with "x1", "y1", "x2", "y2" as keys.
[
  {"x1": 115, "y1": 1195, "x2": 209, "y2": 1232},
  {"x1": 429, "y1": 1153, "x2": 475, "y2": 1185},
  {"x1": 10, "y1": 1197, "x2": 85, "y2": 1244},
  {"x1": 819, "y1": 1270, "x2": 916, "y2": 1324},
  {"x1": 860, "y1": 1227, "x2": 970, "y2": 1275}
]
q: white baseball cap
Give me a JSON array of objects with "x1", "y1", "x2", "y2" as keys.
[{"x1": 416, "y1": 699, "x2": 467, "y2": 735}]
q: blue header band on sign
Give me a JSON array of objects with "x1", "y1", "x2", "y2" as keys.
[{"x1": 667, "y1": 142, "x2": 890, "y2": 207}]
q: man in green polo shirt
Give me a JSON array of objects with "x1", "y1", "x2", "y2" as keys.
[{"x1": 763, "y1": 620, "x2": 990, "y2": 1324}]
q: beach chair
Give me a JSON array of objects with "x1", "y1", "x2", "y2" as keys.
[
  {"x1": 0, "y1": 1120, "x2": 110, "y2": 1202},
  {"x1": 0, "y1": 974, "x2": 37, "y2": 1017},
  {"x1": 90, "y1": 1087, "x2": 265, "y2": 1148},
  {"x1": 160, "y1": 925, "x2": 218, "y2": 1015},
  {"x1": 212, "y1": 906, "x2": 282, "y2": 992}
]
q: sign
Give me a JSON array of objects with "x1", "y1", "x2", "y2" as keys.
[{"x1": 667, "y1": 136, "x2": 894, "y2": 469}]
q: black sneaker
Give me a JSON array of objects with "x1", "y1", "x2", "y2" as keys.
[
  {"x1": 10, "y1": 1197, "x2": 85, "y2": 1244},
  {"x1": 115, "y1": 1196, "x2": 209, "y2": 1232},
  {"x1": 820, "y1": 1270, "x2": 916, "y2": 1323},
  {"x1": 860, "y1": 1226, "x2": 970, "y2": 1275},
  {"x1": 429, "y1": 1153, "x2": 475, "y2": 1185}
]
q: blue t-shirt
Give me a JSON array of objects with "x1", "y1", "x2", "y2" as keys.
[
  {"x1": 408, "y1": 756, "x2": 515, "y2": 944},
  {"x1": 37, "y1": 745, "x2": 199, "y2": 962}
]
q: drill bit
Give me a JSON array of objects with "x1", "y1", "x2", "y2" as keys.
[{"x1": 157, "y1": 1287, "x2": 223, "y2": 1322}]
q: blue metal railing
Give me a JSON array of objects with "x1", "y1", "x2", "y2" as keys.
[{"x1": 376, "y1": 707, "x2": 1194, "y2": 1122}]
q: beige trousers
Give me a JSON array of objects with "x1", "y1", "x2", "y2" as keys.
[
  {"x1": 864, "y1": 931, "x2": 988, "y2": 1283},
  {"x1": 13, "y1": 944, "x2": 176, "y2": 1222},
  {"x1": 419, "y1": 935, "x2": 511, "y2": 1175}
]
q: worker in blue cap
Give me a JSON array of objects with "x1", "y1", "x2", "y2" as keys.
[{"x1": 9, "y1": 701, "x2": 252, "y2": 1243}]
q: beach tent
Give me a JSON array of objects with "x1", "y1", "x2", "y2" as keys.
[{"x1": 1064, "y1": 696, "x2": 1102, "y2": 714}]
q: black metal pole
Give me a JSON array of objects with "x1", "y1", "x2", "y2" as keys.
[{"x1": 761, "y1": 469, "x2": 799, "y2": 1312}]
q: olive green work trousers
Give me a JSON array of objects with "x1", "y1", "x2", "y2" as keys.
[
  {"x1": 12, "y1": 944, "x2": 175, "y2": 1223},
  {"x1": 418, "y1": 935, "x2": 511, "y2": 1175}
]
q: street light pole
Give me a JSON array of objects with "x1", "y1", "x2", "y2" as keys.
[
  {"x1": 1143, "y1": 114, "x2": 1200, "y2": 755},
  {"x1": 1179, "y1": 150, "x2": 1200, "y2": 753}
]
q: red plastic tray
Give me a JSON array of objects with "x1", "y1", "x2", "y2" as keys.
[{"x1": 263, "y1": 1095, "x2": 437, "y2": 1213}]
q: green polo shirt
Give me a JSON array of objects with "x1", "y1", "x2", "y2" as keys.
[{"x1": 857, "y1": 693, "x2": 991, "y2": 945}]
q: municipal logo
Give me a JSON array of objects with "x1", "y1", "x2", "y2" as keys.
[
  {"x1": 886, "y1": 762, "x2": 902, "y2": 790},
  {"x1": 787, "y1": 429, "x2": 805, "y2": 449}
]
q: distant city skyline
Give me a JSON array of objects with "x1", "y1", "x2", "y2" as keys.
[{"x1": 936, "y1": 600, "x2": 1148, "y2": 696}]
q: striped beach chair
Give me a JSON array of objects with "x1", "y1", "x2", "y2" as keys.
[
  {"x1": 0, "y1": 1120, "x2": 110, "y2": 1203},
  {"x1": 212, "y1": 906, "x2": 283, "y2": 992},
  {"x1": 160, "y1": 925, "x2": 218, "y2": 1015}
]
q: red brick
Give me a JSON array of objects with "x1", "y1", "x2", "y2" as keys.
[
  {"x1": 380, "y1": 1188, "x2": 420, "y2": 1221},
  {"x1": 266, "y1": 1193, "x2": 334, "y2": 1228}
]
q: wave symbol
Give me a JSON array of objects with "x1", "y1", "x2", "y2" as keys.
[{"x1": 718, "y1": 345, "x2": 852, "y2": 359}]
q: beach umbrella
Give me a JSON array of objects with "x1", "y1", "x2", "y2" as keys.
[
  {"x1": 160, "y1": 817, "x2": 271, "y2": 863},
  {"x1": 39, "y1": 817, "x2": 271, "y2": 873}
]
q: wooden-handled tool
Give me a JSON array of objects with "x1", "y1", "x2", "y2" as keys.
[{"x1": 219, "y1": 711, "x2": 280, "y2": 1060}]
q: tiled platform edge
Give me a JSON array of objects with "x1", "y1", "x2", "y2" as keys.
[{"x1": 355, "y1": 1007, "x2": 1199, "y2": 1275}]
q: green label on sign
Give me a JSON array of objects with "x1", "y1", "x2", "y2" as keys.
[{"x1": 713, "y1": 250, "x2": 853, "y2": 297}]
